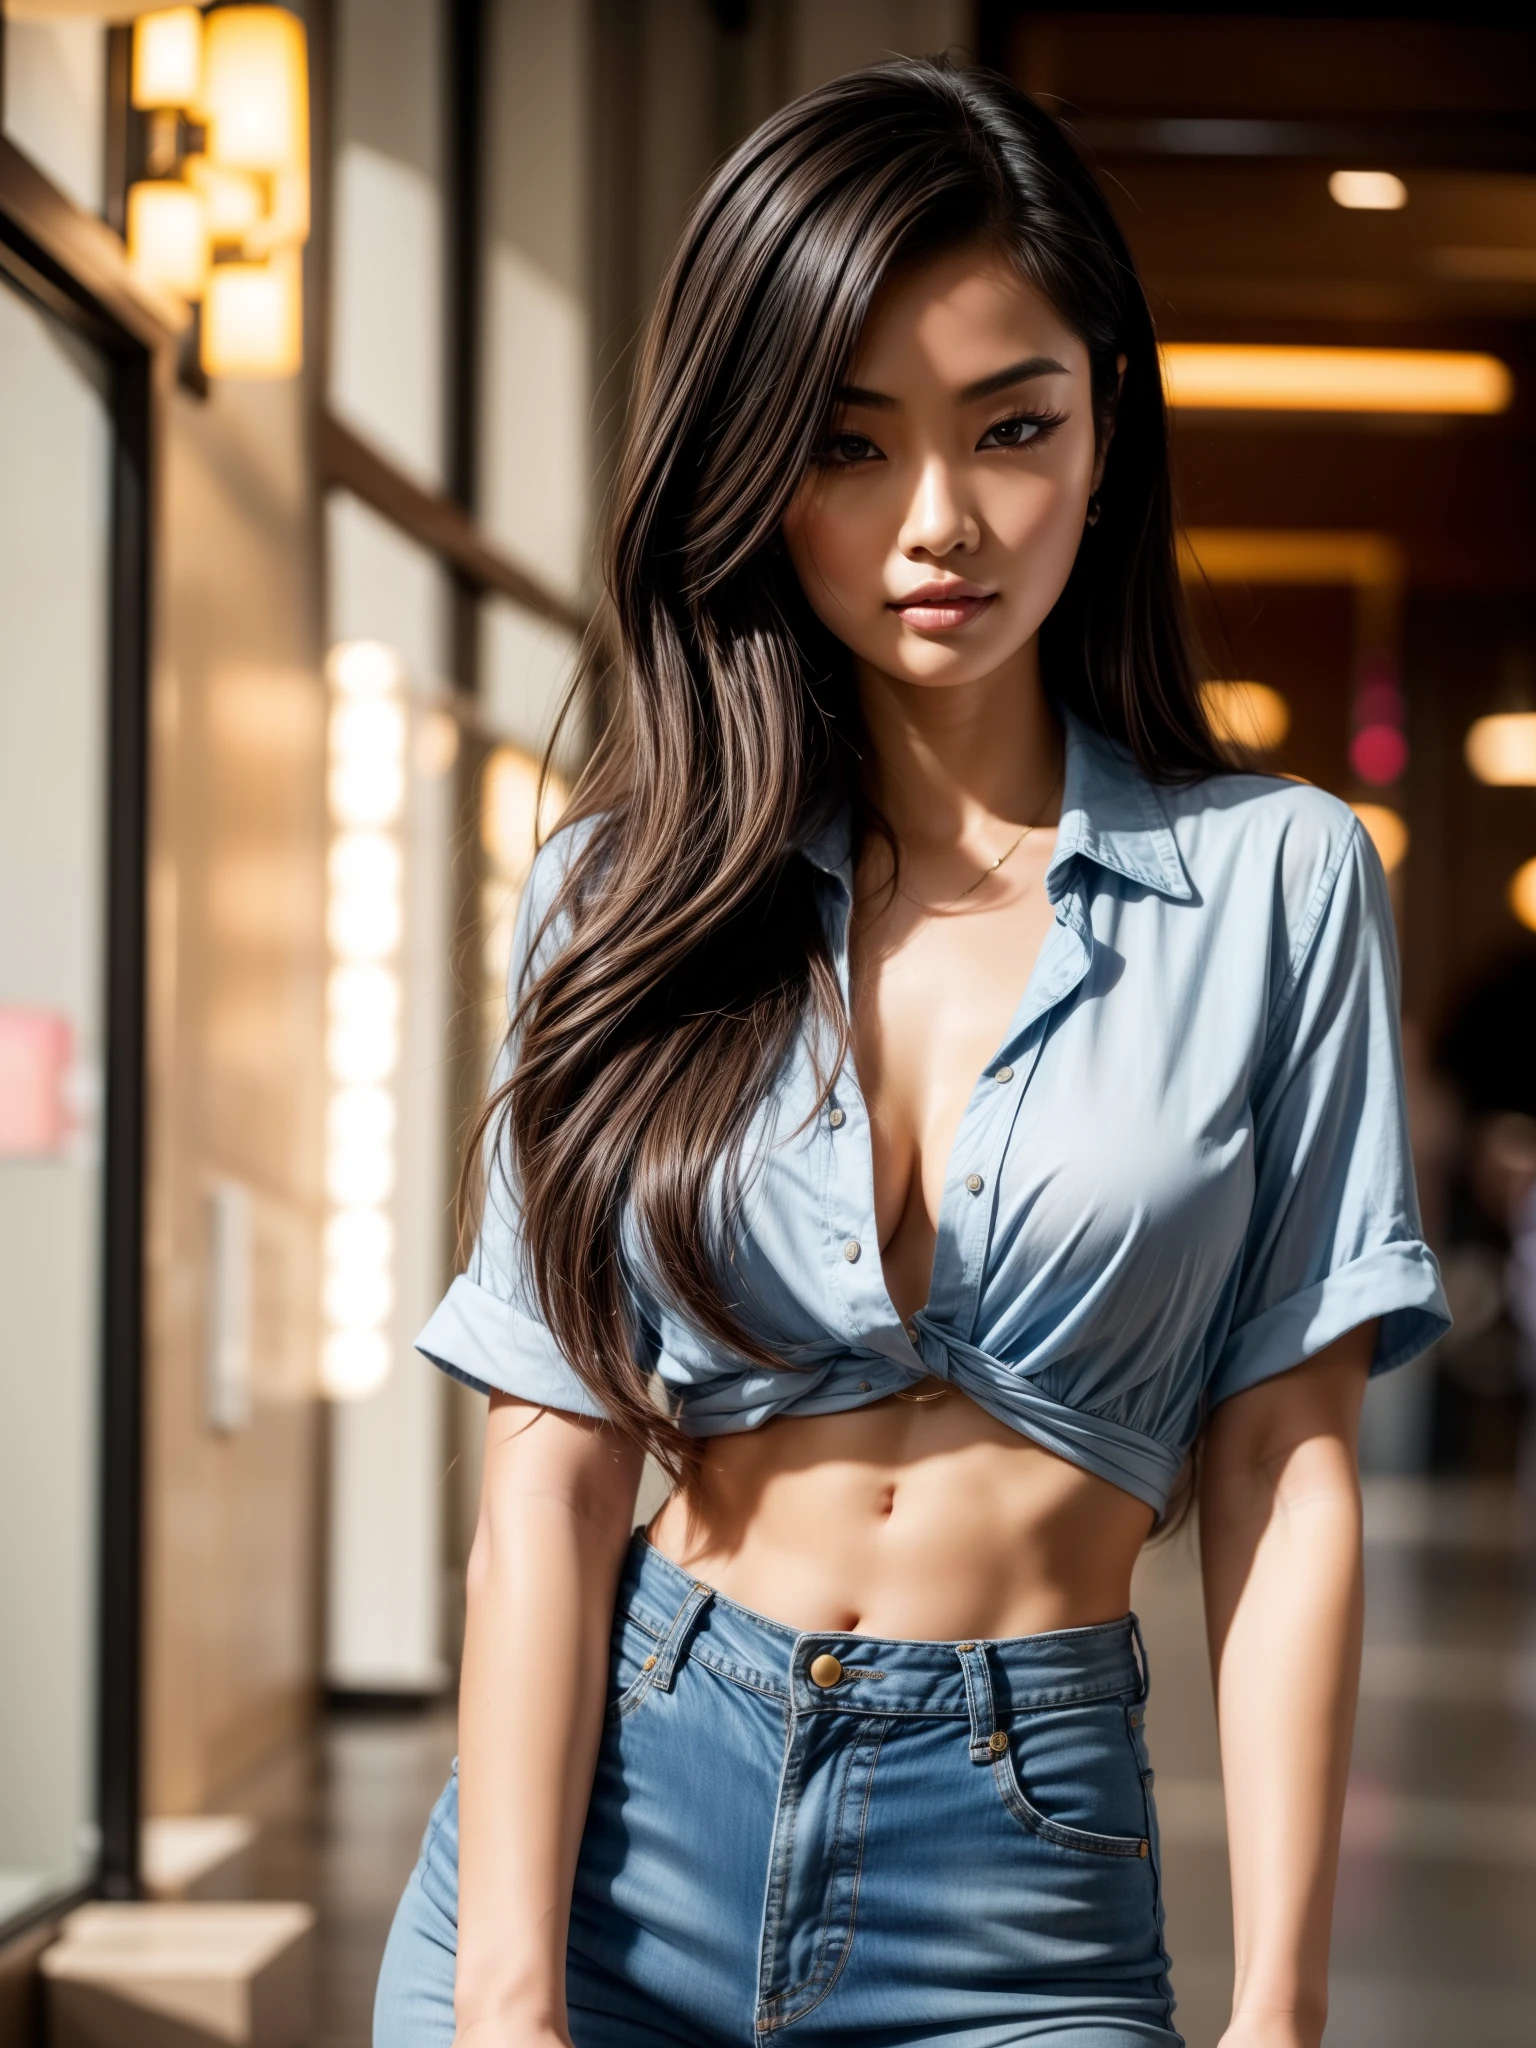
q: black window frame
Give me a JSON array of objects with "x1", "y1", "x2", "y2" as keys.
[{"x1": 0, "y1": 122, "x2": 171, "y2": 1938}]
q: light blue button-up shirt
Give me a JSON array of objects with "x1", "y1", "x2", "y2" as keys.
[{"x1": 417, "y1": 711, "x2": 1450, "y2": 1515}]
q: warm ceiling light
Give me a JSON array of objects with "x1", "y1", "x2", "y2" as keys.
[
  {"x1": 184, "y1": 154, "x2": 263, "y2": 245},
  {"x1": 1328, "y1": 169, "x2": 1407, "y2": 211},
  {"x1": 203, "y1": 5, "x2": 308, "y2": 173},
  {"x1": 1201, "y1": 680, "x2": 1291, "y2": 753},
  {"x1": 131, "y1": 7, "x2": 203, "y2": 113},
  {"x1": 244, "y1": 165, "x2": 310, "y2": 257},
  {"x1": 1511, "y1": 859, "x2": 1536, "y2": 934},
  {"x1": 1351, "y1": 803, "x2": 1409, "y2": 876},
  {"x1": 1161, "y1": 344, "x2": 1513, "y2": 415},
  {"x1": 127, "y1": 179, "x2": 209, "y2": 300},
  {"x1": 327, "y1": 640, "x2": 403, "y2": 697},
  {"x1": 1465, "y1": 713, "x2": 1536, "y2": 788},
  {"x1": 200, "y1": 248, "x2": 302, "y2": 377}
]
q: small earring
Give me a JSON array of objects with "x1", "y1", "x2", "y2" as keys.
[{"x1": 1085, "y1": 493, "x2": 1102, "y2": 527}]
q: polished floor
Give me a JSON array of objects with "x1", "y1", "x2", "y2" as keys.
[{"x1": 233, "y1": 1480, "x2": 1535, "y2": 2048}]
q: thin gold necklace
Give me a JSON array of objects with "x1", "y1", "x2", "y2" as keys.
[{"x1": 893, "y1": 765, "x2": 1063, "y2": 914}]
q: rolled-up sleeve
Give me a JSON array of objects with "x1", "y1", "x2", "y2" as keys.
[
  {"x1": 415, "y1": 826, "x2": 610, "y2": 1415},
  {"x1": 1209, "y1": 817, "x2": 1451, "y2": 1408}
]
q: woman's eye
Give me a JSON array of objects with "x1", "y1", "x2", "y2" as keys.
[
  {"x1": 819, "y1": 432, "x2": 882, "y2": 466},
  {"x1": 978, "y1": 413, "x2": 1058, "y2": 450}
]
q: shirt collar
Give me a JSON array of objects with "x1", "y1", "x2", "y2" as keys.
[
  {"x1": 795, "y1": 706, "x2": 1194, "y2": 904},
  {"x1": 1047, "y1": 708, "x2": 1194, "y2": 904}
]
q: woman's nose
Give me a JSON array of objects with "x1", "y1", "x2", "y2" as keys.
[{"x1": 898, "y1": 455, "x2": 980, "y2": 558}]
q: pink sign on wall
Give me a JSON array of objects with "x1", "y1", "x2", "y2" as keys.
[{"x1": 0, "y1": 1008, "x2": 75, "y2": 1158}]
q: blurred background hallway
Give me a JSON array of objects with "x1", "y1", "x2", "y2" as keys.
[{"x1": 2, "y1": 5, "x2": 1535, "y2": 2044}]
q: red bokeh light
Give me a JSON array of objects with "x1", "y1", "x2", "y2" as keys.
[{"x1": 1351, "y1": 724, "x2": 1409, "y2": 785}]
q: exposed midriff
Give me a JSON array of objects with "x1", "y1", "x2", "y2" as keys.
[{"x1": 646, "y1": 1383, "x2": 1156, "y2": 1642}]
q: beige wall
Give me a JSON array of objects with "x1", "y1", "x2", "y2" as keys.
[{"x1": 142, "y1": 373, "x2": 326, "y2": 1815}]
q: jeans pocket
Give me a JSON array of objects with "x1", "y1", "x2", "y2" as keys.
[
  {"x1": 991, "y1": 1697, "x2": 1150, "y2": 1858},
  {"x1": 605, "y1": 1608, "x2": 664, "y2": 1722}
]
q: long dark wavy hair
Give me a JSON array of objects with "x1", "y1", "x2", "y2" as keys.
[{"x1": 466, "y1": 56, "x2": 1227, "y2": 1478}]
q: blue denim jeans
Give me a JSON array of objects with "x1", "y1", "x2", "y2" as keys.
[{"x1": 376, "y1": 1536, "x2": 1181, "y2": 2046}]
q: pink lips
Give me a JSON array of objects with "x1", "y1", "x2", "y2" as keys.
[{"x1": 889, "y1": 585, "x2": 996, "y2": 632}]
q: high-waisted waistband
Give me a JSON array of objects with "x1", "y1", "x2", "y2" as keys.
[{"x1": 617, "y1": 1533, "x2": 1147, "y2": 1734}]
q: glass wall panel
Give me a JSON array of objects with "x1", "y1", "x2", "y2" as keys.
[
  {"x1": 328, "y1": 0, "x2": 446, "y2": 490},
  {"x1": 0, "y1": 274, "x2": 112, "y2": 1924}
]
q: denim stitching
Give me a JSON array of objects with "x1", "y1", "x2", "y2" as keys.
[
  {"x1": 766, "y1": 1720, "x2": 864, "y2": 2008},
  {"x1": 1127, "y1": 1701, "x2": 1181, "y2": 2038},
  {"x1": 759, "y1": 1717, "x2": 890, "y2": 2031},
  {"x1": 755, "y1": 1698, "x2": 807, "y2": 2022},
  {"x1": 608, "y1": 1582, "x2": 711, "y2": 1721},
  {"x1": 992, "y1": 1750, "x2": 1150, "y2": 1857},
  {"x1": 673, "y1": 1637, "x2": 1140, "y2": 1713}
]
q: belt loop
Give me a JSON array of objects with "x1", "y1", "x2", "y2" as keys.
[
  {"x1": 1129, "y1": 1612, "x2": 1151, "y2": 1703},
  {"x1": 955, "y1": 1640, "x2": 1002, "y2": 1763},
  {"x1": 649, "y1": 1579, "x2": 713, "y2": 1693}
]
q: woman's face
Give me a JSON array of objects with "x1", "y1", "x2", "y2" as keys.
[{"x1": 782, "y1": 244, "x2": 1113, "y2": 691}]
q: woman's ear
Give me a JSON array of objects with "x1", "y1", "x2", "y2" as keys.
[{"x1": 1092, "y1": 352, "x2": 1130, "y2": 494}]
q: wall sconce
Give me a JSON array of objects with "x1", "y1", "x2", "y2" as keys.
[{"x1": 127, "y1": 4, "x2": 309, "y2": 378}]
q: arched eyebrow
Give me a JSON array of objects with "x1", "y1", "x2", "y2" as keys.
[{"x1": 833, "y1": 355, "x2": 1070, "y2": 411}]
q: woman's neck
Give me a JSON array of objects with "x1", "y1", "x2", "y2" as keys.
[{"x1": 854, "y1": 640, "x2": 1065, "y2": 852}]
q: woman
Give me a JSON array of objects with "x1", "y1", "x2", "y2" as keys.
[{"x1": 377, "y1": 58, "x2": 1449, "y2": 2048}]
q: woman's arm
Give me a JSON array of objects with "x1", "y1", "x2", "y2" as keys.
[
  {"x1": 455, "y1": 1393, "x2": 644, "y2": 2048},
  {"x1": 1199, "y1": 1324, "x2": 1375, "y2": 2048}
]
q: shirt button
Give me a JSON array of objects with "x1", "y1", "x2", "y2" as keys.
[
  {"x1": 857, "y1": 1380, "x2": 871, "y2": 1393},
  {"x1": 829, "y1": 1107, "x2": 846, "y2": 1128},
  {"x1": 965, "y1": 1172, "x2": 984, "y2": 1194},
  {"x1": 994, "y1": 1065, "x2": 1014, "y2": 1083},
  {"x1": 903, "y1": 1318, "x2": 919, "y2": 1342},
  {"x1": 843, "y1": 1239, "x2": 861, "y2": 1262}
]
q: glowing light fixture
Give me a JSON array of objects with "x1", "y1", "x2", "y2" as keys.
[
  {"x1": 1511, "y1": 858, "x2": 1536, "y2": 934},
  {"x1": 202, "y1": 5, "x2": 309, "y2": 172},
  {"x1": 1351, "y1": 804, "x2": 1409, "y2": 877},
  {"x1": 1329, "y1": 170, "x2": 1407, "y2": 211},
  {"x1": 185, "y1": 154, "x2": 264, "y2": 245},
  {"x1": 1161, "y1": 344, "x2": 1512, "y2": 415},
  {"x1": 1201, "y1": 680, "x2": 1291, "y2": 754},
  {"x1": 1350, "y1": 724, "x2": 1409, "y2": 787},
  {"x1": 1465, "y1": 713, "x2": 1536, "y2": 788},
  {"x1": 127, "y1": 179, "x2": 209, "y2": 300},
  {"x1": 131, "y1": 6, "x2": 203, "y2": 112},
  {"x1": 127, "y1": 5, "x2": 310, "y2": 375},
  {"x1": 320, "y1": 640, "x2": 408, "y2": 1403},
  {"x1": 200, "y1": 248, "x2": 302, "y2": 378}
]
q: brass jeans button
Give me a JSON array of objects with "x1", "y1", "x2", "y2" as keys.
[{"x1": 809, "y1": 1652, "x2": 843, "y2": 1688}]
